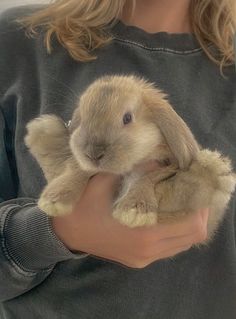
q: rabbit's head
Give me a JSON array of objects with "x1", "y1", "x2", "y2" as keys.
[{"x1": 70, "y1": 75, "x2": 199, "y2": 174}]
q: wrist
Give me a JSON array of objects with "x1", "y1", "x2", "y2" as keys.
[{"x1": 51, "y1": 216, "x2": 81, "y2": 252}]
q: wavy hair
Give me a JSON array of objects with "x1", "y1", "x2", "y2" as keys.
[{"x1": 17, "y1": 0, "x2": 236, "y2": 69}]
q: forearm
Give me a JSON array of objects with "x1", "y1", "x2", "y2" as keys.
[{"x1": 0, "y1": 198, "x2": 87, "y2": 302}]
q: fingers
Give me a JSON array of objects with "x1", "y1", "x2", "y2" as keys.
[
  {"x1": 157, "y1": 227, "x2": 207, "y2": 249},
  {"x1": 114, "y1": 209, "x2": 210, "y2": 269},
  {"x1": 103, "y1": 219, "x2": 208, "y2": 269},
  {"x1": 145, "y1": 208, "x2": 210, "y2": 240},
  {"x1": 86, "y1": 172, "x2": 121, "y2": 199},
  {"x1": 114, "y1": 244, "x2": 192, "y2": 269},
  {"x1": 149, "y1": 244, "x2": 192, "y2": 264},
  {"x1": 89, "y1": 172, "x2": 121, "y2": 185},
  {"x1": 137, "y1": 230, "x2": 206, "y2": 267}
]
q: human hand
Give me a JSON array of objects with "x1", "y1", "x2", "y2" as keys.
[{"x1": 51, "y1": 161, "x2": 209, "y2": 268}]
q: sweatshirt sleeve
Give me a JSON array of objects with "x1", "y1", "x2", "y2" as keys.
[{"x1": 0, "y1": 7, "x2": 88, "y2": 302}]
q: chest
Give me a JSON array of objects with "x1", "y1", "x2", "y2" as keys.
[{"x1": 12, "y1": 47, "x2": 236, "y2": 197}]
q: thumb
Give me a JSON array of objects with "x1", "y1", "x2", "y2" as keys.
[{"x1": 88, "y1": 172, "x2": 121, "y2": 192}]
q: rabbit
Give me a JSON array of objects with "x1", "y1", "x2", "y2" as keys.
[{"x1": 25, "y1": 75, "x2": 236, "y2": 243}]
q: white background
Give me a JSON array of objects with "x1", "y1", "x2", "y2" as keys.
[{"x1": 0, "y1": 0, "x2": 49, "y2": 12}]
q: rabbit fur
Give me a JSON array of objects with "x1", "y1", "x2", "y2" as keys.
[{"x1": 25, "y1": 75, "x2": 236, "y2": 244}]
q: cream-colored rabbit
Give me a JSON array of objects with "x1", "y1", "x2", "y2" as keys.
[{"x1": 25, "y1": 75, "x2": 236, "y2": 243}]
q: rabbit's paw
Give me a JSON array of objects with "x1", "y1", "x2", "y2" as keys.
[
  {"x1": 113, "y1": 201, "x2": 158, "y2": 227},
  {"x1": 25, "y1": 114, "x2": 68, "y2": 155},
  {"x1": 38, "y1": 197, "x2": 73, "y2": 216}
]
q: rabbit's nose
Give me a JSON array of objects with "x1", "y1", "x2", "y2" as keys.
[
  {"x1": 94, "y1": 152, "x2": 105, "y2": 161},
  {"x1": 86, "y1": 145, "x2": 107, "y2": 162}
]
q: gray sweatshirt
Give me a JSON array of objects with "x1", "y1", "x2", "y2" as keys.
[{"x1": 0, "y1": 5, "x2": 236, "y2": 319}]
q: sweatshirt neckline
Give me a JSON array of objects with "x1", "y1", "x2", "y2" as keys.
[{"x1": 110, "y1": 20, "x2": 201, "y2": 53}]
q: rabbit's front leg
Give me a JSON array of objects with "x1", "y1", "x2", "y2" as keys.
[
  {"x1": 25, "y1": 114, "x2": 71, "y2": 182},
  {"x1": 38, "y1": 159, "x2": 90, "y2": 216},
  {"x1": 112, "y1": 167, "x2": 177, "y2": 227}
]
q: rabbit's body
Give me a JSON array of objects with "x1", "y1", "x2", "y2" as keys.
[
  {"x1": 114, "y1": 149, "x2": 235, "y2": 241},
  {"x1": 25, "y1": 75, "x2": 236, "y2": 243},
  {"x1": 25, "y1": 113, "x2": 177, "y2": 216}
]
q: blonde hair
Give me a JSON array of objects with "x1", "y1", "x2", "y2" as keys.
[{"x1": 17, "y1": 0, "x2": 236, "y2": 69}]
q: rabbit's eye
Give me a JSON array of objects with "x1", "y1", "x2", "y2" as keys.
[{"x1": 123, "y1": 112, "x2": 132, "y2": 125}]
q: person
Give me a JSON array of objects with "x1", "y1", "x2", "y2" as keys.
[{"x1": 0, "y1": 0, "x2": 235, "y2": 318}]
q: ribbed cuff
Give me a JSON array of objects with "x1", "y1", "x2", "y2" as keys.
[{"x1": 1, "y1": 202, "x2": 88, "y2": 273}]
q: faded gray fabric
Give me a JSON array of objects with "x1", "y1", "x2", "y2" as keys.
[{"x1": 0, "y1": 5, "x2": 236, "y2": 319}]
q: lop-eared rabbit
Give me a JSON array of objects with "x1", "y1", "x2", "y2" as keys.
[{"x1": 25, "y1": 75, "x2": 236, "y2": 243}]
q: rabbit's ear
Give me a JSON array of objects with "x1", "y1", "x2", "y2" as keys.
[
  {"x1": 69, "y1": 107, "x2": 81, "y2": 133},
  {"x1": 144, "y1": 90, "x2": 199, "y2": 169}
]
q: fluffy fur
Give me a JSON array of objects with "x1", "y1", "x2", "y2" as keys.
[{"x1": 25, "y1": 75, "x2": 236, "y2": 244}]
